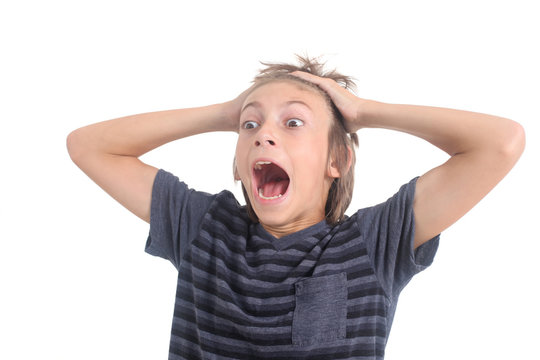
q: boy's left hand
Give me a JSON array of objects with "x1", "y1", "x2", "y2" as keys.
[{"x1": 290, "y1": 71, "x2": 366, "y2": 133}]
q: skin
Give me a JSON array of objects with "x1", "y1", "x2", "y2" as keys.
[
  {"x1": 234, "y1": 80, "x2": 341, "y2": 238},
  {"x1": 67, "y1": 70, "x2": 525, "y2": 250}
]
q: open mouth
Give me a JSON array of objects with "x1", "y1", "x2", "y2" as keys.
[{"x1": 253, "y1": 161, "x2": 290, "y2": 201}]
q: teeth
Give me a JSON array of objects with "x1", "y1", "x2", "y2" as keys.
[
  {"x1": 254, "y1": 161, "x2": 272, "y2": 170},
  {"x1": 258, "y1": 188, "x2": 282, "y2": 200}
]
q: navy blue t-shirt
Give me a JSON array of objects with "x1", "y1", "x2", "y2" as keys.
[{"x1": 146, "y1": 169, "x2": 439, "y2": 359}]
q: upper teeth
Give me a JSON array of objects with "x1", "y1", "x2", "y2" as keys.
[{"x1": 254, "y1": 161, "x2": 271, "y2": 170}]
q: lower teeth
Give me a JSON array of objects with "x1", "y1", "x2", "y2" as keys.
[{"x1": 258, "y1": 188, "x2": 282, "y2": 200}]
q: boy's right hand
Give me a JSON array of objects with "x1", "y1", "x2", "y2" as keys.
[{"x1": 222, "y1": 85, "x2": 257, "y2": 133}]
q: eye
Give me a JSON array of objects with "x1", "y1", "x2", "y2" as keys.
[
  {"x1": 242, "y1": 121, "x2": 259, "y2": 129},
  {"x1": 286, "y1": 118, "x2": 304, "y2": 128}
]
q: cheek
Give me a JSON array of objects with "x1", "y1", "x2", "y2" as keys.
[
  {"x1": 292, "y1": 142, "x2": 329, "y2": 183},
  {"x1": 234, "y1": 142, "x2": 248, "y2": 175}
]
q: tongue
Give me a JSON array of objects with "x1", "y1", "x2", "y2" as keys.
[{"x1": 261, "y1": 179, "x2": 289, "y2": 198}]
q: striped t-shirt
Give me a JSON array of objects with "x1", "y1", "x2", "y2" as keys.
[{"x1": 145, "y1": 169, "x2": 439, "y2": 359}]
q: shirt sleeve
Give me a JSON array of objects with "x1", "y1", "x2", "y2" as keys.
[
  {"x1": 354, "y1": 176, "x2": 440, "y2": 299},
  {"x1": 145, "y1": 169, "x2": 217, "y2": 270}
]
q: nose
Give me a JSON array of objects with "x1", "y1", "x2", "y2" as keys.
[
  {"x1": 254, "y1": 122, "x2": 277, "y2": 147},
  {"x1": 255, "y1": 137, "x2": 275, "y2": 147}
]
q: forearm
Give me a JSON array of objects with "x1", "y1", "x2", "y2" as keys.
[
  {"x1": 67, "y1": 102, "x2": 234, "y2": 160},
  {"x1": 357, "y1": 100, "x2": 524, "y2": 157}
]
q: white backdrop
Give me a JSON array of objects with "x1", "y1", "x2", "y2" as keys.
[{"x1": 1, "y1": 1, "x2": 538, "y2": 359}]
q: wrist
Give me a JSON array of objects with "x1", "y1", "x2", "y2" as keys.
[
  {"x1": 355, "y1": 99, "x2": 385, "y2": 129},
  {"x1": 203, "y1": 102, "x2": 238, "y2": 133},
  {"x1": 219, "y1": 100, "x2": 241, "y2": 133}
]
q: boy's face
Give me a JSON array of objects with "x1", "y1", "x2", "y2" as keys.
[{"x1": 235, "y1": 80, "x2": 341, "y2": 237}]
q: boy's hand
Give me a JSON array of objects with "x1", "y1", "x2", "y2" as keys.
[
  {"x1": 290, "y1": 71, "x2": 366, "y2": 133},
  {"x1": 223, "y1": 85, "x2": 257, "y2": 133}
]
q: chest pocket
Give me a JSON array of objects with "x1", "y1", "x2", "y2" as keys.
[{"x1": 292, "y1": 272, "x2": 347, "y2": 346}]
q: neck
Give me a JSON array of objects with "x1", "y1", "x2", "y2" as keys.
[{"x1": 260, "y1": 216, "x2": 325, "y2": 239}]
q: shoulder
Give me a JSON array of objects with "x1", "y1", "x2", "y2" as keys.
[
  {"x1": 352, "y1": 176, "x2": 419, "y2": 223},
  {"x1": 152, "y1": 168, "x2": 249, "y2": 225},
  {"x1": 155, "y1": 169, "x2": 239, "y2": 205},
  {"x1": 190, "y1": 187, "x2": 252, "y2": 239}
]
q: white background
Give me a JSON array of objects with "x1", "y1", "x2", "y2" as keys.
[{"x1": 1, "y1": 1, "x2": 539, "y2": 359}]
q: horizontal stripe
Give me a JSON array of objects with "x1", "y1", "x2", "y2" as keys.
[
  {"x1": 190, "y1": 239, "x2": 318, "y2": 282},
  {"x1": 175, "y1": 286, "x2": 294, "y2": 324},
  {"x1": 196, "y1": 230, "x2": 318, "y2": 268},
  {"x1": 347, "y1": 303, "x2": 387, "y2": 319},
  {"x1": 173, "y1": 306, "x2": 293, "y2": 346},
  {"x1": 170, "y1": 325, "x2": 386, "y2": 360}
]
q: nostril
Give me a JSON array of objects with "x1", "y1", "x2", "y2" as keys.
[
  {"x1": 267, "y1": 140, "x2": 275, "y2": 146},
  {"x1": 255, "y1": 140, "x2": 261, "y2": 146}
]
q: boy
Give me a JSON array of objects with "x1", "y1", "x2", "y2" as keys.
[{"x1": 67, "y1": 56, "x2": 525, "y2": 359}]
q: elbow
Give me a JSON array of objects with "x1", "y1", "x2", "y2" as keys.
[
  {"x1": 501, "y1": 120, "x2": 526, "y2": 162},
  {"x1": 487, "y1": 120, "x2": 526, "y2": 173},
  {"x1": 66, "y1": 128, "x2": 85, "y2": 164}
]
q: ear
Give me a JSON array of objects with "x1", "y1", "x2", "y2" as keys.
[{"x1": 327, "y1": 146, "x2": 353, "y2": 178}]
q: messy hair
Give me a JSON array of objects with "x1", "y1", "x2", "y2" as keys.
[{"x1": 238, "y1": 54, "x2": 359, "y2": 225}]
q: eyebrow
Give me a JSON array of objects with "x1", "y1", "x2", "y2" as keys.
[{"x1": 240, "y1": 100, "x2": 313, "y2": 114}]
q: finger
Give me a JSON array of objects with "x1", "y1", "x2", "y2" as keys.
[
  {"x1": 290, "y1": 71, "x2": 322, "y2": 85},
  {"x1": 290, "y1": 71, "x2": 339, "y2": 95}
]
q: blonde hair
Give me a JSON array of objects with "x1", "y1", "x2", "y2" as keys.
[{"x1": 238, "y1": 54, "x2": 359, "y2": 225}]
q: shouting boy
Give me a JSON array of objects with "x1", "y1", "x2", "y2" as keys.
[{"x1": 67, "y1": 56, "x2": 525, "y2": 359}]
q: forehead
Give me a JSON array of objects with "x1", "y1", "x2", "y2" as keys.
[{"x1": 242, "y1": 80, "x2": 331, "y2": 115}]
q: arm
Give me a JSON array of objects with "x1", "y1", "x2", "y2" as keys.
[
  {"x1": 358, "y1": 101, "x2": 525, "y2": 249},
  {"x1": 66, "y1": 89, "x2": 251, "y2": 223},
  {"x1": 291, "y1": 71, "x2": 526, "y2": 249}
]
